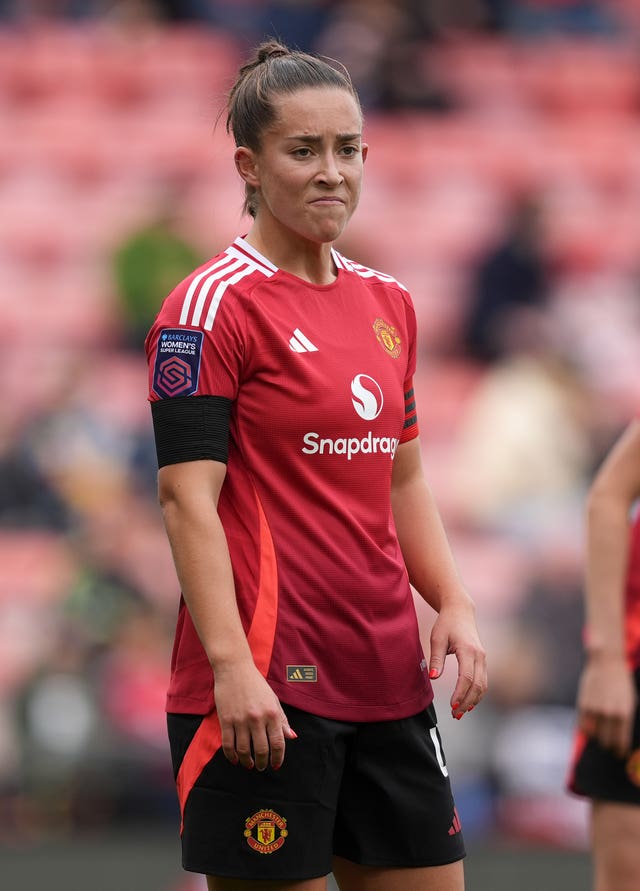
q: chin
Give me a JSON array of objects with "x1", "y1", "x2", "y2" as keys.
[{"x1": 315, "y1": 223, "x2": 348, "y2": 244}]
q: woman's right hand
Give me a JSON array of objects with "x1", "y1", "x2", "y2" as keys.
[
  {"x1": 577, "y1": 654, "x2": 636, "y2": 759},
  {"x1": 213, "y1": 660, "x2": 297, "y2": 771}
]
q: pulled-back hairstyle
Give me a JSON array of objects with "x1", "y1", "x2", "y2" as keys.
[{"x1": 227, "y1": 40, "x2": 361, "y2": 218}]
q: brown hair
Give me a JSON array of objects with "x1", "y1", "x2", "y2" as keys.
[{"x1": 227, "y1": 40, "x2": 361, "y2": 218}]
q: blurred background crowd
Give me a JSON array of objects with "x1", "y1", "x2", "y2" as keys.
[{"x1": 2, "y1": 0, "x2": 640, "y2": 875}]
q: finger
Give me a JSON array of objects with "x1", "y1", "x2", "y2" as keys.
[
  {"x1": 267, "y1": 724, "x2": 286, "y2": 771},
  {"x1": 604, "y1": 716, "x2": 632, "y2": 759},
  {"x1": 428, "y1": 640, "x2": 446, "y2": 680},
  {"x1": 269, "y1": 718, "x2": 298, "y2": 770},
  {"x1": 450, "y1": 656, "x2": 475, "y2": 716},
  {"x1": 428, "y1": 622, "x2": 451, "y2": 681},
  {"x1": 221, "y1": 722, "x2": 239, "y2": 766},
  {"x1": 454, "y1": 658, "x2": 488, "y2": 719},
  {"x1": 467, "y1": 654, "x2": 488, "y2": 711},
  {"x1": 616, "y1": 717, "x2": 634, "y2": 758},
  {"x1": 596, "y1": 715, "x2": 620, "y2": 753},
  {"x1": 234, "y1": 727, "x2": 255, "y2": 770},
  {"x1": 578, "y1": 711, "x2": 597, "y2": 738},
  {"x1": 453, "y1": 683, "x2": 483, "y2": 718},
  {"x1": 251, "y1": 726, "x2": 270, "y2": 772}
]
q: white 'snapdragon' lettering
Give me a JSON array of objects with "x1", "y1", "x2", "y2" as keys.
[{"x1": 302, "y1": 431, "x2": 399, "y2": 460}]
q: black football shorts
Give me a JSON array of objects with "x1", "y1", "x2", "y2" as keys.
[
  {"x1": 568, "y1": 667, "x2": 640, "y2": 805},
  {"x1": 167, "y1": 701, "x2": 465, "y2": 881}
]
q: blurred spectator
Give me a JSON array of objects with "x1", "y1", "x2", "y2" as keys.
[
  {"x1": 417, "y1": 0, "x2": 497, "y2": 38},
  {"x1": 0, "y1": 0, "x2": 103, "y2": 20},
  {"x1": 506, "y1": 0, "x2": 620, "y2": 36},
  {"x1": 258, "y1": 1, "x2": 334, "y2": 54},
  {"x1": 450, "y1": 335, "x2": 595, "y2": 533},
  {"x1": 151, "y1": 0, "x2": 217, "y2": 23},
  {"x1": 462, "y1": 192, "x2": 549, "y2": 365},
  {"x1": 491, "y1": 533, "x2": 585, "y2": 710},
  {"x1": 482, "y1": 529, "x2": 590, "y2": 848},
  {"x1": 0, "y1": 435, "x2": 72, "y2": 531},
  {"x1": 112, "y1": 177, "x2": 204, "y2": 350},
  {"x1": 317, "y1": 0, "x2": 456, "y2": 111}
]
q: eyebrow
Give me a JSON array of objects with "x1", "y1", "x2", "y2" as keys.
[{"x1": 284, "y1": 133, "x2": 361, "y2": 144}]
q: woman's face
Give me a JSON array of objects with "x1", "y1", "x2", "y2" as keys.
[{"x1": 236, "y1": 86, "x2": 367, "y2": 246}]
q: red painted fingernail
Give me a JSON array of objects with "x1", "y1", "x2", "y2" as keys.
[
  {"x1": 452, "y1": 702, "x2": 460, "y2": 710},
  {"x1": 429, "y1": 669, "x2": 439, "y2": 679},
  {"x1": 468, "y1": 706, "x2": 475, "y2": 712}
]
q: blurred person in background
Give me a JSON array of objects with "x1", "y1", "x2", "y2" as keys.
[
  {"x1": 505, "y1": 0, "x2": 620, "y2": 36},
  {"x1": 112, "y1": 175, "x2": 205, "y2": 351},
  {"x1": 450, "y1": 323, "x2": 594, "y2": 534},
  {"x1": 316, "y1": 0, "x2": 457, "y2": 112},
  {"x1": 462, "y1": 192, "x2": 549, "y2": 367},
  {"x1": 146, "y1": 38, "x2": 486, "y2": 891},
  {"x1": 568, "y1": 419, "x2": 640, "y2": 891},
  {"x1": 0, "y1": 0, "x2": 100, "y2": 20}
]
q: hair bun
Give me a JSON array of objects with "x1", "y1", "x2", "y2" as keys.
[{"x1": 257, "y1": 41, "x2": 289, "y2": 63}]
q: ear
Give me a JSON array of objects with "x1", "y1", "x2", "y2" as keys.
[
  {"x1": 234, "y1": 146, "x2": 260, "y2": 188},
  {"x1": 361, "y1": 143, "x2": 369, "y2": 164}
]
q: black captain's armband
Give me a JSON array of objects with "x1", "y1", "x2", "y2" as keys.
[{"x1": 151, "y1": 395, "x2": 232, "y2": 468}]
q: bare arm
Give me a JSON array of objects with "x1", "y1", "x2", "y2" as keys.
[
  {"x1": 158, "y1": 459, "x2": 295, "y2": 769},
  {"x1": 391, "y1": 438, "x2": 487, "y2": 718},
  {"x1": 578, "y1": 419, "x2": 640, "y2": 756}
]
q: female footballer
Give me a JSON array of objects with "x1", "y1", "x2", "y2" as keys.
[
  {"x1": 569, "y1": 418, "x2": 640, "y2": 891},
  {"x1": 146, "y1": 40, "x2": 487, "y2": 891}
]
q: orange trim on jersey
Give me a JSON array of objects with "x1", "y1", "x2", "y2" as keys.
[
  {"x1": 247, "y1": 492, "x2": 279, "y2": 675},
  {"x1": 566, "y1": 729, "x2": 588, "y2": 794},
  {"x1": 175, "y1": 488, "x2": 279, "y2": 833}
]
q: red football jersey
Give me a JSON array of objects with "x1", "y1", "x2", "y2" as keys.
[
  {"x1": 625, "y1": 511, "x2": 640, "y2": 669},
  {"x1": 146, "y1": 237, "x2": 433, "y2": 721}
]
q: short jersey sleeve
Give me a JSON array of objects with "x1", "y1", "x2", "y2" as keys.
[
  {"x1": 146, "y1": 274, "x2": 247, "y2": 404},
  {"x1": 144, "y1": 264, "x2": 249, "y2": 467},
  {"x1": 400, "y1": 287, "x2": 419, "y2": 443}
]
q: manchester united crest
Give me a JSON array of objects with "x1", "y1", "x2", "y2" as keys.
[
  {"x1": 373, "y1": 318, "x2": 401, "y2": 358},
  {"x1": 244, "y1": 809, "x2": 288, "y2": 854},
  {"x1": 626, "y1": 749, "x2": 640, "y2": 786}
]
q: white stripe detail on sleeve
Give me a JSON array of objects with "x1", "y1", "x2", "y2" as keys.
[
  {"x1": 203, "y1": 265, "x2": 256, "y2": 331},
  {"x1": 179, "y1": 254, "x2": 238, "y2": 325},
  {"x1": 190, "y1": 258, "x2": 244, "y2": 326}
]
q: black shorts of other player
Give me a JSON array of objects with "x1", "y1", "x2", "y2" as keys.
[{"x1": 570, "y1": 667, "x2": 640, "y2": 805}]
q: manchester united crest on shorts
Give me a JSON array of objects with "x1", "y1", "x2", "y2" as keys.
[
  {"x1": 373, "y1": 318, "x2": 401, "y2": 358},
  {"x1": 244, "y1": 809, "x2": 288, "y2": 854},
  {"x1": 626, "y1": 749, "x2": 640, "y2": 786}
]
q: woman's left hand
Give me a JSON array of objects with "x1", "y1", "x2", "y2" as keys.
[{"x1": 428, "y1": 597, "x2": 488, "y2": 720}]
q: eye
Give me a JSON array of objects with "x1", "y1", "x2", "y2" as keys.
[
  {"x1": 292, "y1": 147, "x2": 312, "y2": 158},
  {"x1": 340, "y1": 145, "x2": 359, "y2": 157}
]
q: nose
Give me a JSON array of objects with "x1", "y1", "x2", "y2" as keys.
[{"x1": 316, "y1": 151, "x2": 343, "y2": 187}]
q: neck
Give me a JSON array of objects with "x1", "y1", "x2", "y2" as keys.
[{"x1": 243, "y1": 220, "x2": 337, "y2": 285}]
